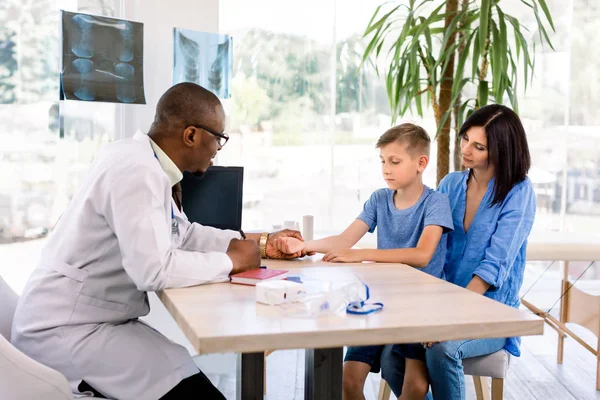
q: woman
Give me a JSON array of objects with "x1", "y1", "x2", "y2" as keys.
[{"x1": 381, "y1": 104, "x2": 536, "y2": 399}]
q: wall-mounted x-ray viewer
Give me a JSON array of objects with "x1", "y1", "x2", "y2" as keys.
[
  {"x1": 173, "y1": 28, "x2": 232, "y2": 99},
  {"x1": 60, "y1": 10, "x2": 146, "y2": 104}
]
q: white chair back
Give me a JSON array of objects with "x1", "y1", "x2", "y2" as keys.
[
  {"x1": 0, "y1": 276, "x2": 19, "y2": 341},
  {"x1": 0, "y1": 334, "x2": 75, "y2": 400},
  {"x1": 0, "y1": 275, "x2": 90, "y2": 399}
]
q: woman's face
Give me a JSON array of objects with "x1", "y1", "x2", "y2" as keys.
[{"x1": 461, "y1": 126, "x2": 490, "y2": 170}]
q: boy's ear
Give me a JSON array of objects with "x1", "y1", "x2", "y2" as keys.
[{"x1": 417, "y1": 154, "x2": 429, "y2": 172}]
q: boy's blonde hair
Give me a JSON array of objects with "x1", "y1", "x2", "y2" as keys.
[{"x1": 376, "y1": 123, "x2": 430, "y2": 157}]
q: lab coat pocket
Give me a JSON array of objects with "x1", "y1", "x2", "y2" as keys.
[
  {"x1": 42, "y1": 258, "x2": 87, "y2": 299},
  {"x1": 77, "y1": 294, "x2": 131, "y2": 313},
  {"x1": 38, "y1": 259, "x2": 88, "y2": 326},
  {"x1": 47, "y1": 258, "x2": 88, "y2": 282}
]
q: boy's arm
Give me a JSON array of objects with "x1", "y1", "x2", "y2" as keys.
[
  {"x1": 305, "y1": 219, "x2": 370, "y2": 254},
  {"x1": 323, "y1": 225, "x2": 443, "y2": 266}
]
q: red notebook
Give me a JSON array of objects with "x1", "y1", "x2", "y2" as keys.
[{"x1": 230, "y1": 269, "x2": 288, "y2": 286}]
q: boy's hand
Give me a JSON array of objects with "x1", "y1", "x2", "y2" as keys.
[
  {"x1": 273, "y1": 236, "x2": 306, "y2": 255},
  {"x1": 266, "y1": 230, "x2": 315, "y2": 259},
  {"x1": 423, "y1": 342, "x2": 439, "y2": 348},
  {"x1": 322, "y1": 249, "x2": 363, "y2": 263}
]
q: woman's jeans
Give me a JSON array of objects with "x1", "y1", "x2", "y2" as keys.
[{"x1": 381, "y1": 337, "x2": 507, "y2": 400}]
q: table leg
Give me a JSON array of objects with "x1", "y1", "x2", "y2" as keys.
[
  {"x1": 236, "y1": 352, "x2": 264, "y2": 400},
  {"x1": 304, "y1": 347, "x2": 343, "y2": 400}
]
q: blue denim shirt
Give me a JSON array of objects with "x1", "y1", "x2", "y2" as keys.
[{"x1": 437, "y1": 171, "x2": 536, "y2": 356}]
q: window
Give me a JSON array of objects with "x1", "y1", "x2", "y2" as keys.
[
  {"x1": 220, "y1": 0, "x2": 396, "y2": 234},
  {"x1": 0, "y1": 0, "x2": 121, "y2": 288},
  {"x1": 519, "y1": 0, "x2": 600, "y2": 234},
  {"x1": 221, "y1": 0, "x2": 600, "y2": 243}
]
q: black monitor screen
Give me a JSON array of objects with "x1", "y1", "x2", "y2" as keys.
[{"x1": 180, "y1": 166, "x2": 244, "y2": 231}]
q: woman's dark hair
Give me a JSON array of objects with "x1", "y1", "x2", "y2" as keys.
[{"x1": 459, "y1": 104, "x2": 531, "y2": 206}]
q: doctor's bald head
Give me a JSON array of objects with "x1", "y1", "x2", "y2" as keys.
[
  {"x1": 149, "y1": 83, "x2": 227, "y2": 175},
  {"x1": 152, "y1": 82, "x2": 225, "y2": 133}
]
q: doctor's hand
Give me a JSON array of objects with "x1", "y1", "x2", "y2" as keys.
[
  {"x1": 266, "y1": 229, "x2": 316, "y2": 259},
  {"x1": 227, "y1": 239, "x2": 261, "y2": 274}
]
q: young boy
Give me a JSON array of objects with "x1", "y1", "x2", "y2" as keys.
[{"x1": 275, "y1": 123, "x2": 453, "y2": 400}]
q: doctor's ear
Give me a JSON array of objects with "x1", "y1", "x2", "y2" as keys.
[{"x1": 182, "y1": 126, "x2": 196, "y2": 147}]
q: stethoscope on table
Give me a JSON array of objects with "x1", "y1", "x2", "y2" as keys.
[{"x1": 346, "y1": 282, "x2": 384, "y2": 315}]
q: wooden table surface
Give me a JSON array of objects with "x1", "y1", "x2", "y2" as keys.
[{"x1": 159, "y1": 257, "x2": 543, "y2": 355}]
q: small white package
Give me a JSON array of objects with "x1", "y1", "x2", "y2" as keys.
[{"x1": 256, "y1": 280, "x2": 305, "y2": 305}]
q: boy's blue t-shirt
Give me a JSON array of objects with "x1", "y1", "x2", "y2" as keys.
[{"x1": 357, "y1": 186, "x2": 454, "y2": 278}]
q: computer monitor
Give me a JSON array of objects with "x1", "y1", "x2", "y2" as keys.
[{"x1": 180, "y1": 166, "x2": 244, "y2": 231}]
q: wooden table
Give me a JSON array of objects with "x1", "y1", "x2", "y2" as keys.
[
  {"x1": 524, "y1": 231, "x2": 600, "y2": 389},
  {"x1": 159, "y1": 257, "x2": 543, "y2": 400}
]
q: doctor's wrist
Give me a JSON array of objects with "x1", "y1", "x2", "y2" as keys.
[{"x1": 259, "y1": 232, "x2": 269, "y2": 258}]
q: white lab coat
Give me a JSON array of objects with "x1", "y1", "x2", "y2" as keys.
[{"x1": 11, "y1": 131, "x2": 240, "y2": 400}]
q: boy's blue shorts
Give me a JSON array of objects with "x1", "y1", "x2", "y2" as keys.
[{"x1": 345, "y1": 343, "x2": 425, "y2": 372}]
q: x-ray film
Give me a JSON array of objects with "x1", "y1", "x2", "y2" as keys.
[
  {"x1": 60, "y1": 11, "x2": 145, "y2": 104},
  {"x1": 173, "y1": 28, "x2": 232, "y2": 99}
]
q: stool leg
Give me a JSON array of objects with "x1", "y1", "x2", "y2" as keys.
[
  {"x1": 557, "y1": 332, "x2": 566, "y2": 364},
  {"x1": 558, "y1": 261, "x2": 570, "y2": 364},
  {"x1": 473, "y1": 376, "x2": 490, "y2": 400},
  {"x1": 491, "y1": 378, "x2": 504, "y2": 400},
  {"x1": 596, "y1": 334, "x2": 600, "y2": 390},
  {"x1": 377, "y1": 378, "x2": 392, "y2": 400}
]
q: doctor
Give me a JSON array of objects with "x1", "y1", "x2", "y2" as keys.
[{"x1": 11, "y1": 82, "x2": 308, "y2": 399}]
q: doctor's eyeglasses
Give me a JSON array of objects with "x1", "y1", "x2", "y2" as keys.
[{"x1": 194, "y1": 125, "x2": 229, "y2": 148}]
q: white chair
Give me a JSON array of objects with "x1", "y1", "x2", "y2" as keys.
[
  {"x1": 0, "y1": 275, "x2": 94, "y2": 399},
  {"x1": 378, "y1": 350, "x2": 511, "y2": 400}
]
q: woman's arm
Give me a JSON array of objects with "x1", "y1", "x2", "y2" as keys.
[
  {"x1": 472, "y1": 183, "x2": 536, "y2": 290},
  {"x1": 466, "y1": 275, "x2": 491, "y2": 295},
  {"x1": 323, "y1": 225, "x2": 443, "y2": 265}
]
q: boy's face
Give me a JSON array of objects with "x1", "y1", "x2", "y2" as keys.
[{"x1": 379, "y1": 141, "x2": 428, "y2": 190}]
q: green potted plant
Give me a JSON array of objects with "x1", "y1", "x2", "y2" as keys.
[{"x1": 362, "y1": 0, "x2": 555, "y2": 183}]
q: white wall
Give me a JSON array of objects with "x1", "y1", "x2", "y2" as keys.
[
  {"x1": 121, "y1": 0, "x2": 224, "y2": 360},
  {"x1": 122, "y1": 0, "x2": 220, "y2": 137}
]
